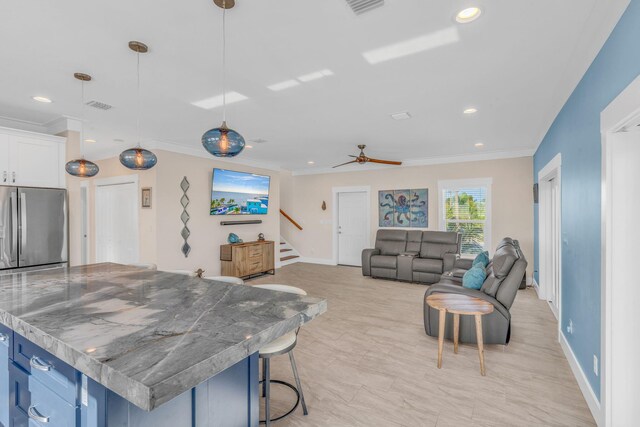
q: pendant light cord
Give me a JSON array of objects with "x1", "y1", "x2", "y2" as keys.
[
  {"x1": 222, "y1": 1, "x2": 227, "y2": 123},
  {"x1": 136, "y1": 51, "x2": 141, "y2": 148},
  {"x1": 80, "y1": 80, "x2": 85, "y2": 159}
]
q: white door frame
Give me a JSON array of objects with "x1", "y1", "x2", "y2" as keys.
[
  {"x1": 332, "y1": 186, "x2": 371, "y2": 265},
  {"x1": 94, "y1": 174, "x2": 140, "y2": 264},
  {"x1": 537, "y1": 153, "x2": 562, "y2": 323},
  {"x1": 600, "y1": 74, "x2": 640, "y2": 427}
]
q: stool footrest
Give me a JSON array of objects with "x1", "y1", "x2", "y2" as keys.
[{"x1": 259, "y1": 379, "x2": 301, "y2": 424}]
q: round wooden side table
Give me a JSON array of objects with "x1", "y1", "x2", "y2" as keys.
[{"x1": 426, "y1": 293, "x2": 494, "y2": 376}]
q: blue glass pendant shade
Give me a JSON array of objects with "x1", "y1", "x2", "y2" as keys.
[
  {"x1": 65, "y1": 159, "x2": 99, "y2": 177},
  {"x1": 119, "y1": 147, "x2": 158, "y2": 170},
  {"x1": 202, "y1": 121, "x2": 245, "y2": 157}
]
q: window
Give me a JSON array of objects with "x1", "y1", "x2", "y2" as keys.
[{"x1": 438, "y1": 179, "x2": 492, "y2": 256}]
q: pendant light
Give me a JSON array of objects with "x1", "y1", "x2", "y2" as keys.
[
  {"x1": 120, "y1": 41, "x2": 158, "y2": 170},
  {"x1": 202, "y1": 0, "x2": 246, "y2": 158},
  {"x1": 65, "y1": 73, "x2": 100, "y2": 178}
]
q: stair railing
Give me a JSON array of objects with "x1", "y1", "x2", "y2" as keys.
[{"x1": 280, "y1": 209, "x2": 303, "y2": 231}]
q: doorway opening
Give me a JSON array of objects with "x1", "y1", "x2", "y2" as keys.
[
  {"x1": 94, "y1": 175, "x2": 139, "y2": 264},
  {"x1": 538, "y1": 154, "x2": 562, "y2": 320},
  {"x1": 332, "y1": 186, "x2": 370, "y2": 267}
]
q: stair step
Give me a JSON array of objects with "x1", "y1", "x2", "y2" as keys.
[
  {"x1": 280, "y1": 248, "x2": 292, "y2": 253},
  {"x1": 281, "y1": 255, "x2": 299, "y2": 262}
]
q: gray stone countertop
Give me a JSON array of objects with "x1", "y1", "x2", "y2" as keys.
[{"x1": 0, "y1": 263, "x2": 326, "y2": 411}]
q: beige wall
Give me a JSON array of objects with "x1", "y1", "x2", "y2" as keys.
[
  {"x1": 153, "y1": 150, "x2": 280, "y2": 275},
  {"x1": 280, "y1": 157, "x2": 534, "y2": 278},
  {"x1": 75, "y1": 149, "x2": 279, "y2": 276},
  {"x1": 63, "y1": 130, "x2": 82, "y2": 266}
]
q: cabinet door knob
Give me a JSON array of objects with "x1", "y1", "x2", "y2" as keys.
[
  {"x1": 2, "y1": 171, "x2": 6, "y2": 183},
  {"x1": 12, "y1": 171, "x2": 16, "y2": 183},
  {"x1": 28, "y1": 406, "x2": 51, "y2": 424},
  {"x1": 0, "y1": 332, "x2": 8, "y2": 342}
]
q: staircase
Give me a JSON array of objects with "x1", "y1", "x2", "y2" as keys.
[{"x1": 279, "y1": 237, "x2": 301, "y2": 266}]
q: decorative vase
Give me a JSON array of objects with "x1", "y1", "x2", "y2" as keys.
[{"x1": 228, "y1": 233, "x2": 242, "y2": 244}]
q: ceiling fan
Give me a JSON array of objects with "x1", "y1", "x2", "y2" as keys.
[{"x1": 333, "y1": 145, "x2": 402, "y2": 168}]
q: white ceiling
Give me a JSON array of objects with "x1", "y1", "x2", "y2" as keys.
[{"x1": 0, "y1": 0, "x2": 630, "y2": 173}]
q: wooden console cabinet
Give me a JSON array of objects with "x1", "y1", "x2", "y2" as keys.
[{"x1": 220, "y1": 240, "x2": 275, "y2": 278}]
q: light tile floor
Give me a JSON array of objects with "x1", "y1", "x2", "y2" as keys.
[{"x1": 252, "y1": 263, "x2": 595, "y2": 427}]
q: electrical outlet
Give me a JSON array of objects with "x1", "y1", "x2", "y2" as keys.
[
  {"x1": 567, "y1": 319, "x2": 574, "y2": 334},
  {"x1": 594, "y1": 355, "x2": 599, "y2": 376}
]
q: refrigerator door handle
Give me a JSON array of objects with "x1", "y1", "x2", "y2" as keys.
[
  {"x1": 19, "y1": 192, "x2": 26, "y2": 262},
  {"x1": 10, "y1": 191, "x2": 18, "y2": 263}
]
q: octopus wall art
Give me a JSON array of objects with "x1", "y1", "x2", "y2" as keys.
[{"x1": 378, "y1": 189, "x2": 428, "y2": 228}]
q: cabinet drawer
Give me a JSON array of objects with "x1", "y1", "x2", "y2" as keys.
[
  {"x1": 28, "y1": 377, "x2": 78, "y2": 427},
  {"x1": 248, "y1": 246, "x2": 263, "y2": 259},
  {"x1": 13, "y1": 334, "x2": 78, "y2": 404}
]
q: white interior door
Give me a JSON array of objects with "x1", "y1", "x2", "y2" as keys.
[
  {"x1": 95, "y1": 179, "x2": 139, "y2": 264},
  {"x1": 607, "y1": 130, "x2": 640, "y2": 424},
  {"x1": 80, "y1": 184, "x2": 89, "y2": 265},
  {"x1": 337, "y1": 191, "x2": 368, "y2": 266},
  {"x1": 539, "y1": 158, "x2": 562, "y2": 321}
]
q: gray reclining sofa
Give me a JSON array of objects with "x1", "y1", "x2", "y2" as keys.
[
  {"x1": 362, "y1": 230, "x2": 461, "y2": 284},
  {"x1": 423, "y1": 238, "x2": 528, "y2": 344}
]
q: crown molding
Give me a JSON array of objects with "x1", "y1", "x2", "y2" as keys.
[
  {"x1": 291, "y1": 149, "x2": 535, "y2": 176},
  {"x1": 45, "y1": 116, "x2": 82, "y2": 135}
]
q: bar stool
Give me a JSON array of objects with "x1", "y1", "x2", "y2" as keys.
[
  {"x1": 253, "y1": 284, "x2": 309, "y2": 426},
  {"x1": 204, "y1": 276, "x2": 245, "y2": 285}
]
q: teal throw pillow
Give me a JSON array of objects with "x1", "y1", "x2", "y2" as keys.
[
  {"x1": 462, "y1": 266, "x2": 486, "y2": 290},
  {"x1": 473, "y1": 251, "x2": 490, "y2": 268}
]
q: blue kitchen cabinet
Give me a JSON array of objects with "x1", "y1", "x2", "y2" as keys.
[
  {"x1": 0, "y1": 324, "x2": 10, "y2": 427},
  {"x1": 1, "y1": 329, "x2": 259, "y2": 427}
]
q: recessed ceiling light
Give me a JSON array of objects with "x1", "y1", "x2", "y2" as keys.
[
  {"x1": 456, "y1": 7, "x2": 482, "y2": 23},
  {"x1": 475, "y1": 142, "x2": 484, "y2": 148},
  {"x1": 267, "y1": 80, "x2": 300, "y2": 91},
  {"x1": 32, "y1": 96, "x2": 52, "y2": 103},
  {"x1": 363, "y1": 28, "x2": 460, "y2": 64},
  {"x1": 391, "y1": 112, "x2": 412, "y2": 120},
  {"x1": 464, "y1": 107, "x2": 478, "y2": 114},
  {"x1": 245, "y1": 145, "x2": 253, "y2": 149},
  {"x1": 298, "y1": 69, "x2": 334, "y2": 82},
  {"x1": 191, "y1": 91, "x2": 248, "y2": 110},
  {"x1": 307, "y1": 161, "x2": 315, "y2": 165},
  {"x1": 84, "y1": 139, "x2": 97, "y2": 143}
]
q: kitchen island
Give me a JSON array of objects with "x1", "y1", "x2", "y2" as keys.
[{"x1": 0, "y1": 263, "x2": 326, "y2": 426}]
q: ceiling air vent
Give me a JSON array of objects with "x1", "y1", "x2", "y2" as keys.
[
  {"x1": 345, "y1": 0, "x2": 384, "y2": 15},
  {"x1": 86, "y1": 100, "x2": 113, "y2": 111}
]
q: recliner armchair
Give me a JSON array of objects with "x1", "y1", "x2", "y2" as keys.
[{"x1": 423, "y1": 238, "x2": 527, "y2": 344}]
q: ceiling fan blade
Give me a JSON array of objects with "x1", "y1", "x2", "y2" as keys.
[
  {"x1": 332, "y1": 160, "x2": 358, "y2": 168},
  {"x1": 367, "y1": 158, "x2": 403, "y2": 166}
]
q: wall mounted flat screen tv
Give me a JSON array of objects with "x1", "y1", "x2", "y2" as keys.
[{"x1": 210, "y1": 168, "x2": 271, "y2": 215}]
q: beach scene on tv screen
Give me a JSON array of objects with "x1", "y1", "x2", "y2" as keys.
[{"x1": 211, "y1": 169, "x2": 270, "y2": 215}]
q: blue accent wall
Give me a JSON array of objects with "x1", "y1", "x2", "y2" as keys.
[{"x1": 533, "y1": 0, "x2": 640, "y2": 399}]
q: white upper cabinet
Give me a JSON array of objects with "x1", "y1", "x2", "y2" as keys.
[
  {"x1": 0, "y1": 134, "x2": 9, "y2": 185},
  {"x1": 0, "y1": 127, "x2": 66, "y2": 188}
]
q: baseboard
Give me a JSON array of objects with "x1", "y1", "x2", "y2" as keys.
[
  {"x1": 533, "y1": 278, "x2": 542, "y2": 298},
  {"x1": 559, "y1": 332, "x2": 602, "y2": 426},
  {"x1": 298, "y1": 257, "x2": 337, "y2": 266}
]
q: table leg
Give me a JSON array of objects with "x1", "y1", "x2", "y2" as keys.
[
  {"x1": 437, "y1": 309, "x2": 446, "y2": 369},
  {"x1": 475, "y1": 314, "x2": 486, "y2": 376},
  {"x1": 453, "y1": 313, "x2": 460, "y2": 354}
]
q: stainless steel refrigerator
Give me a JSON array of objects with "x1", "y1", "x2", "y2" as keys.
[{"x1": 0, "y1": 186, "x2": 68, "y2": 271}]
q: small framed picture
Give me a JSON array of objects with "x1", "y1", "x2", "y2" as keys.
[{"x1": 141, "y1": 187, "x2": 152, "y2": 208}]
